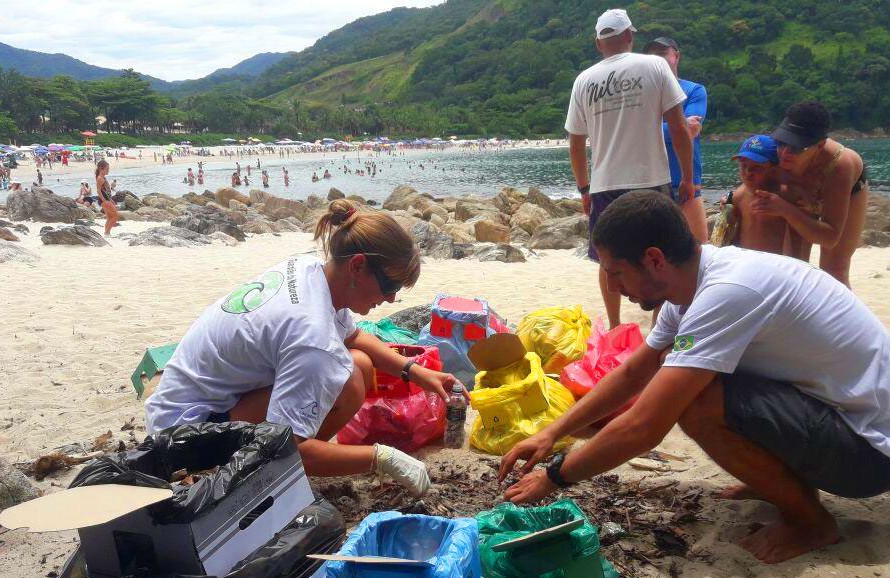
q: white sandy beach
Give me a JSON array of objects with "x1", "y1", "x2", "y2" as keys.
[{"x1": 1, "y1": 221, "x2": 890, "y2": 577}]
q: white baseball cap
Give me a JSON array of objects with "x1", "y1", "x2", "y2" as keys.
[{"x1": 596, "y1": 8, "x2": 636, "y2": 39}]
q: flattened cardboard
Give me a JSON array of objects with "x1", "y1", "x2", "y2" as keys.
[
  {"x1": 468, "y1": 333, "x2": 527, "y2": 371},
  {"x1": 490, "y1": 518, "x2": 584, "y2": 552},
  {"x1": 308, "y1": 554, "x2": 434, "y2": 567},
  {"x1": 0, "y1": 485, "x2": 173, "y2": 532}
]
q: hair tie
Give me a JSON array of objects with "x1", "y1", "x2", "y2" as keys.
[{"x1": 333, "y1": 207, "x2": 356, "y2": 226}]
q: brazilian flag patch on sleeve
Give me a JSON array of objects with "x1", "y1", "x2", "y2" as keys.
[{"x1": 674, "y1": 335, "x2": 695, "y2": 352}]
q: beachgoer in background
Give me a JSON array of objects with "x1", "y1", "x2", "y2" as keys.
[
  {"x1": 37, "y1": 169, "x2": 43, "y2": 186},
  {"x1": 243, "y1": 174, "x2": 250, "y2": 187},
  {"x1": 76, "y1": 179, "x2": 97, "y2": 208},
  {"x1": 501, "y1": 190, "x2": 890, "y2": 564},
  {"x1": 9, "y1": 179, "x2": 22, "y2": 192},
  {"x1": 323, "y1": 169, "x2": 332, "y2": 179},
  {"x1": 145, "y1": 200, "x2": 459, "y2": 496},
  {"x1": 231, "y1": 172, "x2": 241, "y2": 187},
  {"x1": 727, "y1": 136, "x2": 787, "y2": 253},
  {"x1": 643, "y1": 36, "x2": 709, "y2": 242},
  {"x1": 236, "y1": 161, "x2": 241, "y2": 175},
  {"x1": 755, "y1": 101, "x2": 868, "y2": 288},
  {"x1": 256, "y1": 159, "x2": 261, "y2": 169},
  {"x1": 283, "y1": 167, "x2": 290, "y2": 187},
  {"x1": 312, "y1": 171, "x2": 320, "y2": 182},
  {"x1": 96, "y1": 160, "x2": 117, "y2": 236},
  {"x1": 247, "y1": 164, "x2": 251, "y2": 176},
  {"x1": 261, "y1": 170, "x2": 269, "y2": 188},
  {"x1": 187, "y1": 168, "x2": 195, "y2": 186},
  {"x1": 565, "y1": 8, "x2": 693, "y2": 329},
  {"x1": 197, "y1": 169, "x2": 204, "y2": 186}
]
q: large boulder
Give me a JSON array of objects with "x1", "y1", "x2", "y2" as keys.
[
  {"x1": 511, "y1": 203, "x2": 552, "y2": 235},
  {"x1": 442, "y1": 222, "x2": 476, "y2": 244},
  {"x1": 182, "y1": 192, "x2": 211, "y2": 206},
  {"x1": 861, "y1": 230, "x2": 890, "y2": 248},
  {"x1": 492, "y1": 187, "x2": 527, "y2": 215},
  {"x1": 41, "y1": 225, "x2": 110, "y2": 247},
  {"x1": 129, "y1": 226, "x2": 213, "y2": 247},
  {"x1": 135, "y1": 206, "x2": 174, "y2": 221},
  {"x1": 472, "y1": 243, "x2": 527, "y2": 263},
  {"x1": 510, "y1": 225, "x2": 531, "y2": 245},
  {"x1": 411, "y1": 221, "x2": 454, "y2": 259},
  {"x1": 260, "y1": 196, "x2": 307, "y2": 221},
  {"x1": 383, "y1": 185, "x2": 427, "y2": 211},
  {"x1": 0, "y1": 457, "x2": 38, "y2": 510},
  {"x1": 558, "y1": 198, "x2": 584, "y2": 214},
  {"x1": 243, "y1": 220, "x2": 274, "y2": 235},
  {"x1": 328, "y1": 188, "x2": 345, "y2": 201},
  {"x1": 454, "y1": 198, "x2": 503, "y2": 223},
  {"x1": 7, "y1": 187, "x2": 81, "y2": 223},
  {"x1": 866, "y1": 194, "x2": 890, "y2": 232},
  {"x1": 116, "y1": 210, "x2": 146, "y2": 222},
  {"x1": 527, "y1": 187, "x2": 572, "y2": 218},
  {"x1": 229, "y1": 199, "x2": 249, "y2": 212},
  {"x1": 306, "y1": 194, "x2": 326, "y2": 210},
  {"x1": 422, "y1": 203, "x2": 450, "y2": 223},
  {"x1": 0, "y1": 227, "x2": 19, "y2": 242},
  {"x1": 528, "y1": 215, "x2": 588, "y2": 250},
  {"x1": 171, "y1": 206, "x2": 246, "y2": 242},
  {"x1": 388, "y1": 304, "x2": 432, "y2": 334},
  {"x1": 120, "y1": 191, "x2": 143, "y2": 211},
  {"x1": 215, "y1": 187, "x2": 250, "y2": 207},
  {"x1": 249, "y1": 189, "x2": 272, "y2": 205},
  {"x1": 227, "y1": 210, "x2": 248, "y2": 225},
  {"x1": 0, "y1": 240, "x2": 39, "y2": 263},
  {"x1": 142, "y1": 193, "x2": 181, "y2": 211},
  {"x1": 474, "y1": 220, "x2": 510, "y2": 243},
  {"x1": 347, "y1": 194, "x2": 367, "y2": 205}
]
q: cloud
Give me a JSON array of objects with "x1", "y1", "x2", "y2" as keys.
[{"x1": 1, "y1": 1, "x2": 445, "y2": 80}]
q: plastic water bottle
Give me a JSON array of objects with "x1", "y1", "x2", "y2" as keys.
[
  {"x1": 444, "y1": 383, "x2": 468, "y2": 449},
  {"x1": 710, "y1": 190, "x2": 736, "y2": 247}
]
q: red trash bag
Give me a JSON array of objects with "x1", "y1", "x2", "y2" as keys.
[
  {"x1": 560, "y1": 321, "x2": 644, "y2": 424},
  {"x1": 337, "y1": 344, "x2": 446, "y2": 452}
]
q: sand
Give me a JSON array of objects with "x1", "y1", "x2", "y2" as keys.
[{"x1": 1, "y1": 221, "x2": 890, "y2": 577}]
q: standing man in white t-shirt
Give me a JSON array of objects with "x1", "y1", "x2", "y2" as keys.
[
  {"x1": 500, "y1": 191, "x2": 890, "y2": 563},
  {"x1": 565, "y1": 8, "x2": 694, "y2": 329}
]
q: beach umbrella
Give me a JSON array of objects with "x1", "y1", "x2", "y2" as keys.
[
  {"x1": 80, "y1": 130, "x2": 97, "y2": 137},
  {"x1": 68, "y1": 146, "x2": 85, "y2": 152},
  {"x1": 221, "y1": 138, "x2": 237, "y2": 143}
]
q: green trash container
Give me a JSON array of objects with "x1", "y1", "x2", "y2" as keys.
[
  {"x1": 475, "y1": 499, "x2": 618, "y2": 578},
  {"x1": 130, "y1": 343, "x2": 178, "y2": 398}
]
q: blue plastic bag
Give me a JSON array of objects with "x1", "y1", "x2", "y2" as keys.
[
  {"x1": 324, "y1": 512, "x2": 481, "y2": 578},
  {"x1": 417, "y1": 295, "x2": 510, "y2": 388}
]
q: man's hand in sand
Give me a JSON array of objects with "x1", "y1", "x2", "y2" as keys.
[
  {"x1": 504, "y1": 469, "x2": 557, "y2": 504},
  {"x1": 498, "y1": 431, "x2": 555, "y2": 482}
]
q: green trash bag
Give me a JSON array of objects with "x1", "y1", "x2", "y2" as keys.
[
  {"x1": 357, "y1": 318, "x2": 419, "y2": 344},
  {"x1": 475, "y1": 499, "x2": 619, "y2": 578}
]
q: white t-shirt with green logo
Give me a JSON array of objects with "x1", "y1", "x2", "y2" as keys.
[
  {"x1": 647, "y1": 244, "x2": 890, "y2": 457},
  {"x1": 564, "y1": 52, "x2": 686, "y2": 194},
  {"x1": 145, "y1": 256, "x2": 356, "y2": 439}
]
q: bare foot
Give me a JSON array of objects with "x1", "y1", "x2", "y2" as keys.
[
  {"x1": 716, "y1": 484, "x2": 763, "y2": 501},
  {"x1": 736, "y1": 510, "x2": 839, "y2": 564}
]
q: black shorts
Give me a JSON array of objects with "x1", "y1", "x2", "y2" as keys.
[
  {"x1": 587, "y1": 184, "x2": 671, "y2": 262},
  {"x1": 723, "y1": 372, "x2": 890, "y2": 498}
]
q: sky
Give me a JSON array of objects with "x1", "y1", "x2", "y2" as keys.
[{"x1": 1, "y1": 1, "x2": 446, "y2": 81}]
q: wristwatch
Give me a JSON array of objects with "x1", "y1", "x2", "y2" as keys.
[
  {"x1": 401, "y1": 360, "x2": 418, "y2": 382},
  {"x1": 577, "y1": 184, "x2": 591, "y2": 195},
  {"x1": 545, "y1": 453, "x2": 574, "y2": 488}
]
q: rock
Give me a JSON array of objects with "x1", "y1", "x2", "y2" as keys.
[
  {"x1": 0, "y1": 457, "x2": 39, "y2": 510},
  {"x1": 243, "y1": 220, "x2": 274, "y2": 235},
  {"x1": 171, "y1": 206, "x2": 246, "y2": 242},
  {"x1": 116, "y1": 210, "x2": 146, "y2": 222},
  {"x1": 511, "y1": 203, "x2": 552, "y2": 235},
  {"x1": 7, "y1": 187, "x2": 81, "y2": 223},
  {"x1": 454, "y1": 198, "x2": 503, "y2": 223},
  {"x1": 866, "y1": 194, "x2": 890, "y2": 232},
  {"x1": 387, "y1": 304, "x2": 432, "y2": 333},
  {"x1": 215, "y1": 187, "x2": 250, "y2": 207},
  {"x1": 39, "y1": 226, "x2": 54, "y2": 235},
  {"x1": 527, "y1": 187, "x2": 572, "y2": 218},
  {"x1": 384, "y1": 185, "x2": 425, "y2": 211},
  {"x1": 0, "y1": 227, "x2": 19, "y2": 242},
  {"x1": 411, "y1": 221, "x2": 454, "y2": 259},
  {"x1": 861, "y1": 229, "x2": 890, "y2": 248},
  {"x1": 142, "y1": 193, "x2": 181, "y2": 211},
  {"x1": 41, "y1": 225, "x2": 110, "y2": 247},
  {"x1": 182, "y1": 192, "x2": 211, "y2": 206},
  {"x1": 510, "y1": 225, "x2": 531, "y2": 245},
  {"x1": 209, "y1": 231, "x2": 239, "y2": 246},
  {"x1": 249, "y1": 189, "x2": 272, "y2": 205},
  {"x1": 135, "y1": 206, "x2": 173, "y2": 221},
  {"x1": 346, "y1": 194, "x2": 367, "y2": 205},
  {"x1": 422, "y1": 203, "x2": 449, "y2": 223},
  {"x1": 528, "y1": 215, "x2": 588, "y2": 250},
  {"x1": 0, "y1": 239, "x2": 39, "y2": 263},
  {"x1": 260, "y1": 196, "x2": 307, "y2": 221},
  {"x1": 429, "y1": 213, "x2": 446, "y2": 228},
  {"x1": 13, "y1": 223, "x2": 30, "y2": 234},
  {"x1": 273, "y1": 218, "x2": 301, "y2": 232},
  {"x1": 229, "y1": 199, "x2": 249, "y2": 212},
  {"x1": 121, "y1": 191, "x2": 143, "y2": 211},
  {"x1": 328, "y1": 188, "x2": 345, "y2": 201},
  {"x1": 557, "y1": 198, "x2": 584, "y2": 214},
  {"x1": 473, "y1": 243, "x2": 527, "y2": 263},
  {"x1": 128, "y1": 226, "x2": 213, "y2": 247},
  {"x1": 492, "y1": 187, "x2": 527, "y2": 215},
  {"x1": 73, "y1": 220, "x2": 95, "y2": 228},
  {"x1": 442, "y1": 222, "x2": 476, "y2": 244},
  {"x1": 227, "y1": 210, "x2": 248, "y2": 225},
  {"x1": 306, "y1": 194, "x2": 326, "y2": 210},
  {"x1": 474, "y1": 220, "x2": 510, "y2": 243},
  {"x1": 301, "y1": 208, "x2": 328, "y2": 232},
  {"x1": 366, "y1": 199, "x2": 379, "y2": 206}
]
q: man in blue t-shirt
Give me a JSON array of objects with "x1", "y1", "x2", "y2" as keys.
[{"x1": 644, "y1": 37, "x2": 709, "y2": 242}]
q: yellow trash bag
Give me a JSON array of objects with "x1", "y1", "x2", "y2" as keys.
[
  {"x1": 469, "y1": 352, "x2": 576, "y2": 455},
  {"x1": 517, "y1": 306, "x2": 592, "y2": 374}
]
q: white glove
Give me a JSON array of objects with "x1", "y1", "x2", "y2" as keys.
[{"x1": 374, "y1": 444, "x2": 431, "y2": 497}]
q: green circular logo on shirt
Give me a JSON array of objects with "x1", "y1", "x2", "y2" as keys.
[{"x1": 221, "y1": 271, "x2": 285, "y2": 314}]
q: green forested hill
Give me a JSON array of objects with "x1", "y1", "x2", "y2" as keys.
[{"x1": 2, "y1": 0, "x2": 890, "y2": 141}]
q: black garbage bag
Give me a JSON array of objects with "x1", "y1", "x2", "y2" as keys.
[
  {"x1": 70, "y1": 421, "x2": 295, "y2": 524},
  {"x1": 118, "y1": 499, "x2": 346, "y2": 578}
]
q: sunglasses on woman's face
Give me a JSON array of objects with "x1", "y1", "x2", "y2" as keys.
[
  {"x1": 367, "y1": 260, "x2": 403, "y2": 296},
  {"x1": 776, "y1": 141, "x2": 812, "y2": 155}
]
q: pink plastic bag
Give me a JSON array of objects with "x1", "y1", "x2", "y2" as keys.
[
  {"x1": 560, "y1": 322, "x2": 644, "y2": 423},
  {"x1": 337, "y1": 345, "x2": 446, "y2": 452}
]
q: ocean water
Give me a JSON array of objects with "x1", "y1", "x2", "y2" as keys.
[{"x1": 4, "y1": 139, "x2": 889, "y2": 205}]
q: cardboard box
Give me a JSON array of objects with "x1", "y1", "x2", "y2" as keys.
[{"x1": 1, "y1": 450, "x2": 313, "y2": 578}]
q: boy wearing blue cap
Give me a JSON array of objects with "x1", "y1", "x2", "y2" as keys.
[{"x1": 728, "y1": 135, "x2": 787, "y2": 253}]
